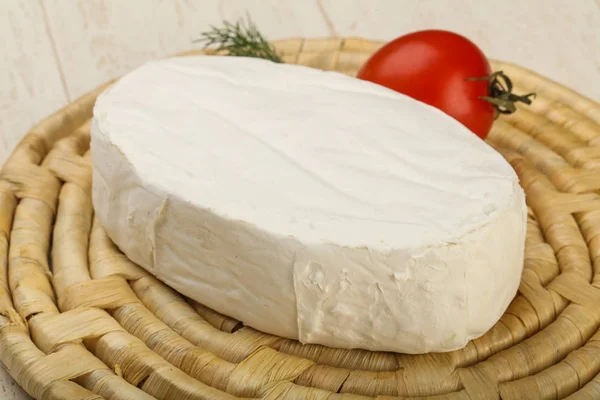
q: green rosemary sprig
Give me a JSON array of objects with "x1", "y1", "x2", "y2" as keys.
[{"x1": 194, "y1": 16, "x2": 283, "y2": 63}]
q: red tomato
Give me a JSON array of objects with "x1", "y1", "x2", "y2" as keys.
[{"x1": 357, "y1": 30, "x2": 495, "y2": 139}]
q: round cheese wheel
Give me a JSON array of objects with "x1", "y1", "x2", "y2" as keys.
[{"x1": 91, "y1": 56, "x2": 526, "y2": 354}]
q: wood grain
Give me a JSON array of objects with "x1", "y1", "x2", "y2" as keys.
[
  {"x1": 319, "y1": 0, "x2": 600, "y2": 101},
  {"x1": 40, "y1": 0, "x2": 600, "y2": 103},
  {"x1": 0, "y1": 365, "x2": 29, "y2": 400},
  {"x1": 41, "y1": 0, "x2": 330, "y2": 100},
  {"x1": 0, "y1": 1, "x2": 68, "y2": 168}
]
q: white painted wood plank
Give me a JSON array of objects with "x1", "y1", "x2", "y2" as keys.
[
  {"x1": 0, "y1": 1, "x2": 69, "y2": 168},
  {"x1": 319, "y1": 0, "x2": 600, "y2": 101},
  {"x1": 42, "y1": 0, "x2": 330, "y2": 100},
  {"x1": 0, "y1": 365, "x2": 30, "y2": 400},
  {"x1": 0, "y1": 2, "x2": 63, "y2": 397},
  {"x1": 42, "y1": 0, "x2": 600, "y2": 102}
]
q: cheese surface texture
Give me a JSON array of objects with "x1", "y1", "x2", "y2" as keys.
[{"x1": 91, "y1": 56, "x2": 527, "y2": 354}]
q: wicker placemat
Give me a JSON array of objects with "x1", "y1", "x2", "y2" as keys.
[{"x1": 1, "y1": 38, "x2": 600, "y2": 400}]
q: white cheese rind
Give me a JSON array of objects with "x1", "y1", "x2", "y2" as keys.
[{"x1": 91, "y1": 56, "x2": 527, "y2": 353}]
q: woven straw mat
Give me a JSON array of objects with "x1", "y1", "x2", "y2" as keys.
[{"x1": 1, "y1": 38, "x2": 600, "y2": 400}]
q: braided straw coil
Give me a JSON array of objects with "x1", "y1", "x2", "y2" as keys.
[{"x1": 1, "y1": 38, "x2": 600, "y2": 400}]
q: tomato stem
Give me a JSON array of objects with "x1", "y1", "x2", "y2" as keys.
[{"x1": 466, "y1": 71, "x2": 536, "y2": 118}]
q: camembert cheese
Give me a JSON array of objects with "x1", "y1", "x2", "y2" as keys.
[{"x1": 91, "y1": 56, "x2": 527, "y2": 354}]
